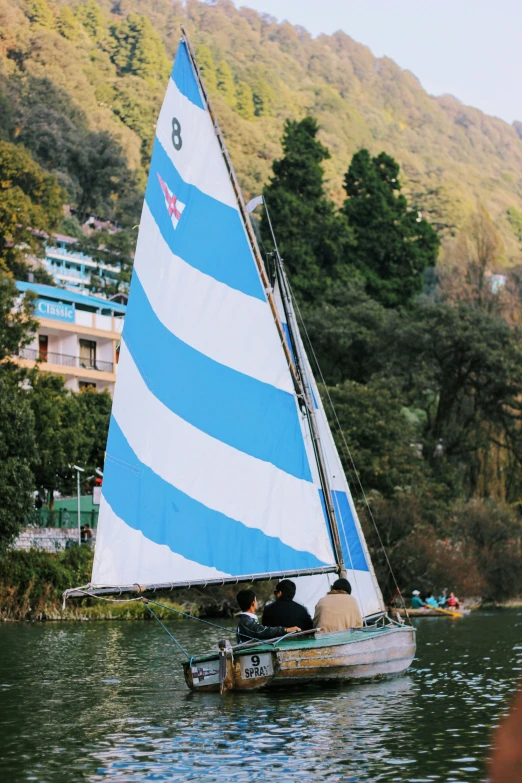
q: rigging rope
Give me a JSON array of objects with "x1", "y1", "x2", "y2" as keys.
[
  {"x1": 144, "y1": 602, "x2": 192, "y2": 659},
  {"x1": 290, "y1": 288, "x2": 411, "y2": 623}
]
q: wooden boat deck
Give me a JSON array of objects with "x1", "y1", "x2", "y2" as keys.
[{"x1": 190, "y1": 625, "x2": 402, "y2": 664}]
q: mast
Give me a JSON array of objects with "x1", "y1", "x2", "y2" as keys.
[
  {"x1": 181, "y1": 28, "x2": 299, "y2": 393},
  {"x1": 183, "y1": 27, "x2": 345, "y2": 576},
  {"x1": 266, "y1": 209, "x2": 346, "y2": 576}
]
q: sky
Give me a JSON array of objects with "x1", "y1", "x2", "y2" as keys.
[{"x1": 233, "y1": 0, "x2": 520, "y2": 125}]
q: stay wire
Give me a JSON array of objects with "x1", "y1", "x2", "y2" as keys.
[
  {"x1": 289, "y1": 284, "x2": 411, "y2": 622},
  {"x1": 144, "y1": 602, "x2": 191, "y2": 659}
]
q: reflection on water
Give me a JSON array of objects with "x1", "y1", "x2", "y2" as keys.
[{"x1": 1, "y1": 611, "x2": 521, "y2": 782}]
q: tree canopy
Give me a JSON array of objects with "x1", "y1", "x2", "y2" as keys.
[
  {"x1": 342, "y1": 149, "x2": 440, "y2": 307},
  {"x1": 261, "y1": 117, "x2": 353, "y2": 300}
]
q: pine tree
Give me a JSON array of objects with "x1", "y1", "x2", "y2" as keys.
[
  {"x1": 109, "y1": 14, "x2": 169, "y2": 81},
  {"x1": 342, "y1": 149, "x2": 440, "y2": 308},
  {"x1": 216, "y1": 60, "x2": 236, "y2": 106},
  {"x1": 196, "y1": 45, "x2": 217, "y2": 92},
  {"x1": 252, "y1": 78, "x2": 274, "y2": 117},
  {"x1": 57, "y1": 7, "x2": 81, "y2": 41},
  {"x1": 27, "y1": 0, "x2": 54, "y2": 29},
  {"x1": 75, "y1": 0, "x2": 105, "y2": 40},
  {"x1": 236, "y1": 81, "x2": 254, "y2": 120},
  {"x1": 261, "y1": 117, "x2": 352, "y2": 301}
]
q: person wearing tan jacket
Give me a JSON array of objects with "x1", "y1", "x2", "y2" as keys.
[{"x1": 313, "y1": 578, "x2": 363, "y2": 632}]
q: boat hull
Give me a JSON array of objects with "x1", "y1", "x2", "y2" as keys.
[
  {"x1": 183, "y1": 625, "x2": 416, "y2": 692},
  {"x1": 397, "y1": 608, "x2": 471, "y2": 618}
]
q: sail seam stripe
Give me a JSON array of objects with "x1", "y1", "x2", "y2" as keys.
[
  {"x1": 133, "y1": 202, "x2": 292, "y2": 392},
  {"x1": 111, "y1": 343, "x2": 334, "y2": 559},
  {"x1": 122, "y1": 271, "x2": 312, "y2": 481},
  {"x1": 145, "y1": 137, "x2": 264, "y2": 300},
  {"x1": 102, "y1": 419, "x2": 330, "y2": 575}
]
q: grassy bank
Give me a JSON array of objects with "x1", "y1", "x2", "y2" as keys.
[{"x1": 0, "y1": 548, "x2": 273, "y2": 621}]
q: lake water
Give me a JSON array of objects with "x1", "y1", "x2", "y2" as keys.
[{"x1": 1, "y1": 610, "x2": 521, "y2": 782}]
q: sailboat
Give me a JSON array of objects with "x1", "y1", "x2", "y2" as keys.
[{"x1": 65, "y1": 31, "x2": 416, "y2": 691}]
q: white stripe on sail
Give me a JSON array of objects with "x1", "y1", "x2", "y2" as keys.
[
  {"x1": 112, "y1": 343, "x2": 336, "y2": 566},
  {"x1": 156, "y1": 76, "x2": 237, "y2": 209},
  {"x1": 92, "y1": 496, "x2": 231, "y2": 586},
  {"x1": 134, "y1": 203, "x2": 292, "y2": 393}
]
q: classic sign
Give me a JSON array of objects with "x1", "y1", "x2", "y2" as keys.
[{"x1": 239, "y1": 653, "x2": 273, "y2": 680}]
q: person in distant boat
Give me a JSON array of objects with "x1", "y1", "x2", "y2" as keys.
[
  {"x1": 262, "y1": 579, "x2": 313, "y2": 631},
  {"x1": 446, "y1": 592, "x2": 460, "y2": 609},
  {"x1": 425, "y1": 592, "x2": 438, "y2": 609},
  {"x1": 411, "y1": 590, "x2": 426, "y2": 609},
  {"x1": 438, "y1": 589, "x2": 448, "y2": 608},
  {"x1": 313, "y1": 578, "x2": 363, "y2": 632},
  {"x1": 236, "y1": 589, "x2": 301, "y2": 644}
]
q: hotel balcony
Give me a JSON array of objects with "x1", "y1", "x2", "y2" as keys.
[{"x1": 17, "y1": 348, "x2": 114, "y2": 374}]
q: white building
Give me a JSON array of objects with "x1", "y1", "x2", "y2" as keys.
[
  {"x1": 40, "y1": 233, "x2": 121, "y2": 295},
  {"x1": 14, "y1": 282, "x2": 125, "y2": 396}
]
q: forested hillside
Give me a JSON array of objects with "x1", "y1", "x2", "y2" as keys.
[
  {"x1": 1, "y1": 0, "x2": 522, "y2": 261},
  {"x1": 3, "y1": 0, "x2": 522, "y2": 604}
]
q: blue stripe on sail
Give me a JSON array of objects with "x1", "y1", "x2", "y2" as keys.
[
  {"x1": 172, "y1": 41, "x2": 205, "y2": 110},
  {"x1": 104, "y1": 417, "x2": 327, "y2": 574},
  {"x1": 123, "y1": 272, "x2": 313, "y2": 482},
  {"x1": 318, "y1": 489, "x2": 369, "y2": 572},
  {"x1": 145, "y1": 138, "x2": 265, "y2": 301}
]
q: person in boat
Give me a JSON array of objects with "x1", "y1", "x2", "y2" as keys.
[
  {"x1": 446, "y1": 592, "x2": 460, "y2": 609},
  {"x1": 425, "y1": 591, "x2": 439, "y2": 609},
  {"x1": 236, "y1": 589, "x2": 301, "y2": 644},
  {"x1": 261, "y1": 579, "x2": 313, "y2": 631},
  {"x1": 411, "y1": 590, "x2": 427, "y2": 609},
  {"x1": 438, "y1": 589, "x2": 448, "y2": 608},
  {"x1": 313, "y1": 578, "x2": 363, "y2": 632}
]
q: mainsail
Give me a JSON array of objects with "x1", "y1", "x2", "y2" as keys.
[
  {"x1": 271, "y1": 271, "x2": 385, "y2": 617},
  {"x1": 90, "y1": 38, "x2": 338, "y2": 590}
]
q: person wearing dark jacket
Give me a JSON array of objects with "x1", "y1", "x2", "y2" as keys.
[
  {"x1": 236, "y1": 589, "x2": 301, "y2": 644},
  {"x1": 262, "y1": 579, "x2": 313, "y2": 631}
]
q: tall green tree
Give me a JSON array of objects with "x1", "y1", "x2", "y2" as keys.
[
  {"x1": 0, "y1": 140, "x2": 64, "y2": 281},
  {"x1": 261, "y1": 117, "x2": 353, "y2": 300},
  {"x1": 343, "y1": 149, "x2": 439, "y2": 308},
  {"x1": 74, "y1": 387, "x2": 112, "y2": 474},
  {"x1": 0, "y1": 273, "x2": 37, "y2": 550},
  {"x1": 109, "y1": 13, "x2": 169, "y2": 82},
  {"x1": 28, "y1": 374, "x2": 79, "y2": 508},
  {"x1": 379, "y1": 302, "x2": 522, "y2": 498},
  {"x1": 74, "y1": 0, "x2": 105, "y2": 40},
  {"x1": 196, "y1": 45, "x2": 217, "y2": 92},
  {"x1": 27, "y1": 0, "x2": 54, "y2": 29},
  {"x1": 236, "y1": 81, "x2": 254, "y2": 120},
  {"x1": 216, "y1": 60, "x2": 236, "y2": 105}
]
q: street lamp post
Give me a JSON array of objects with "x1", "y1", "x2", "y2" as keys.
[{"x1": 73, "y1": 465, "x2": 85, "y2": 545}]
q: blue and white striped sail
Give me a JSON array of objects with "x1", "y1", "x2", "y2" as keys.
[
  {"x1": 272, "y1": 283, "x2": 385, "y2": 617},
  {"x1": 92, "y1": 40, "x2": 336, "y2": 588}
]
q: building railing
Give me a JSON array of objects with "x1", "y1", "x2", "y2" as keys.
[
  {"x1": 17, "y1": 348, "x2": 114, "y2": 373},
  {"x1": 28, "y1": 508, "x2": 99, "y2": 529}
]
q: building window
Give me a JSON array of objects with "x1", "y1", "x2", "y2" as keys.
[
  {"x1": 79, "y1": 339, "x2": 96, "y2": 369},
  {"x1": 79, "y1": 381, "x2": 96, "y2": 390},
  {"x1": 39, "y1": 334, "x2": 48, "y2": 362}
]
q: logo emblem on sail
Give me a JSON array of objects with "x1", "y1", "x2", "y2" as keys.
[{"x1": 157, "y1": 173, "x2": 185, "y2": 229}]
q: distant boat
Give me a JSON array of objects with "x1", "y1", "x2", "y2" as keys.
[{"x1": 65, "y1": 30, "x2": 415, "y2": 691}]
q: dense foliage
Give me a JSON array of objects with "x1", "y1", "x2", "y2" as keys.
[
  {"x1": 0, "y1": 277, "x2": 112, "y2": 551},
  {"x1": 0, "y1": 0, "x2": 522, "y2": 602},
  {"x1": 264, "y1": 122, "x2": 522, "y2": 602},
  {"x1": 1, "y1": 0, "x2": 521, "y2": 256}
]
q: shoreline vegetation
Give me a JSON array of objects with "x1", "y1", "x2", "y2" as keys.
[
  {"x1": 1, "y1": 549, "x2": 519, "y2": 622},
  {"x1": 0, "y1": 548, "x2": 275, "y2": 622}
]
